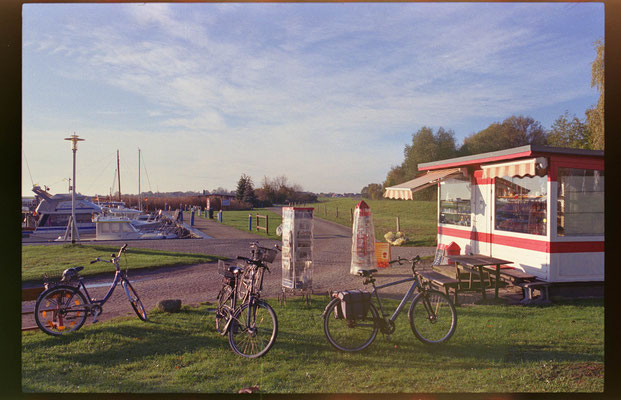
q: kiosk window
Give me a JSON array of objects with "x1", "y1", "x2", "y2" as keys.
[
  {"x1": 557, "y1": 168, "x2": 604, "y2": 236},
  {"x1": 439, "y1": 177, "x2": 471, "y2": 226},
  {"x1": 495, "y1": 175, "x2": 547, "y2": 235}
]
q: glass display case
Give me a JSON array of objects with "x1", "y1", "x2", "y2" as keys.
[
  {"x1": 557, "y1": 168, "x2": 604, "y2": 236},
  {"x1": 281, "y1": 207, "x2": 314, "y2": 290},
  {"x1": 495, "y1": 176, "x2": 547, "y2": 236},
  {"x1": 439, "y1": 177, "x2": 471, "y2": 226}
]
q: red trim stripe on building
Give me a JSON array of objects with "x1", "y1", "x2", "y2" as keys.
[{"x1": 438, "y1": 226, "x2": 604, "y2": 253}]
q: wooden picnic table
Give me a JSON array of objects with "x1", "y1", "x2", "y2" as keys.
[{"x1": 446, "y1": 254, "x2": 513, "y2": 300}]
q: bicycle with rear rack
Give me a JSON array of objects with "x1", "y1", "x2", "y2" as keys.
[
  {"x1": 215, "y1": 242, "x2": 280, "y2": 358},
  {"x1": 34, "y1": 244, "x2": 148, "y2": 336},
  {"x1": 322, "y1": 256, "x2": 457, "y2": 352}
]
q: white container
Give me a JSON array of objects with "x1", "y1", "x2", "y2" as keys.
[{"x1": 350, "y1": 201, "x2": 377, "y2": 275}]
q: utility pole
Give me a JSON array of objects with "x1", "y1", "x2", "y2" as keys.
[{"x1": 63, "y1": 133, "x2": 84, "y2": 243}]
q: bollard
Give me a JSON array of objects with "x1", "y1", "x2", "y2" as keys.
[
  {"x1": 218, "y1": 210, "x2": 223, "y2": 223},
  {"x1": 179, "y1": 208, "x2": 183, "y2": 222},
  {"x1": 249, "y1": 214, "x2": 252, "y2": 231},
  {"x1": 191, "y1": 210, "x2": 195, "y2": 226}
]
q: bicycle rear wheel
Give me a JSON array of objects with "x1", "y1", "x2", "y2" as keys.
[
  {"x1": 408, "y1": 289, "x2": 456, "y2": 344},
  {"x1": 228, "y1": 300, "x2": 278, "y2": 358},
  {"x1": 323, "y1": 297, "x2": 379, "y2": 352},
  {"x1": 215, "y1": 284, "x2": 234, "y2": 335},
  {"x1": 34, "y1": 285, "x2": 88, "y2": 336},
  {"x1": 122, "y1": 280, "x2": 148, "y2": 321}
]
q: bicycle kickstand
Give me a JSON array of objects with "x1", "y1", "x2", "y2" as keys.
[{"x1": 92, "y1": 308, "x2": 100, "y2": 323}]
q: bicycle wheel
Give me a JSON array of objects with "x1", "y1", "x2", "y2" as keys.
[
  {"x1": 34, "y1": 285, "x2": 88, "y2": 336},
  {"x1": 323, "y1": 297, "x2": 379, "y2": 352},
  {"x1": 408, "y1": 289, "x2": 456, "y2": 344},
  {"x1": 122, "y1": 280, "x2": 148, "y2": 321},
  {"x1": 215, "y1": 284, "x2": 234, "y2": 335},
  {"x1": 228, "y1": 300, "x2": 278, "y2": 358}
]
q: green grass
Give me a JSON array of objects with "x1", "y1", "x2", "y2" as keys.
[
  {"x1": 22, "y1": 244, "x2": 221, "y2": 284},
  {"x1": 193, "y1": 208, "x2": 283, "y2": 241},
  {"x1": 305, "y1": 197, "x2": 438, "y2": 247},
  {"x1": 22, "y1": 296, "x2": 604, "y2": 393}
]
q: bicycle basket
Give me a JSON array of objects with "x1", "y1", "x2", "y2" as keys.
[
  {"x1": 217, "y1": 260, "x2": 236, "y2": 279},
  {"x1": 256, "y1": 247, "x2": 278, "y2": 263}
]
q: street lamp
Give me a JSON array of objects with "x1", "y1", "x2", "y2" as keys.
[{"x1": 64, "y1": 133, "x2": 84, "y2": 243}]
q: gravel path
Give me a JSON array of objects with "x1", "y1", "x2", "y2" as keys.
[{"x1": 22, "y1": 211, "x2": 437, "y2": 329}]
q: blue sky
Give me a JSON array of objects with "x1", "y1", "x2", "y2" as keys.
[{"x1": 21, "y1": 2, "x2": 604, "y2": 196}]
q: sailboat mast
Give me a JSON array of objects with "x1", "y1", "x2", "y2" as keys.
[
  {"x1": 117, "y1": 150, "x2": 122, "y2": 202},
  {"x1": 138, "y1": 148, "x2": 142, "y2": 211}
]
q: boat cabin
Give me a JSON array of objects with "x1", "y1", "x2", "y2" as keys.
[{"x1": 384, "y1": 145, "x2": 604, "y2": 283}]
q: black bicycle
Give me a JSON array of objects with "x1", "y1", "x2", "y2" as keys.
[
  {"x1": 34, "y1": 244, "x2": 147, "y2": 336},
  {"x1": 215, "y1": 242, "x2": 279, "y2": 358},
  {"x1": 322, "y1": 256, "x2": 457, "y2": 352}
]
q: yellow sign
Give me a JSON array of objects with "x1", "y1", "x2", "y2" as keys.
[{"x1": 375, "y1": 242, "x2": 391, "y2": 268}]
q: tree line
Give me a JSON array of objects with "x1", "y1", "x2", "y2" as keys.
[
  {"x1": 235, "y1": 174, "x2": 318, "y2": 208},
  {"x1": 362, "y1": 39, "x2": 604, "y2": 201}
]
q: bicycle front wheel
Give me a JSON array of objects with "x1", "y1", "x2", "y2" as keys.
[
  {"x1": 228, "y1": 300, "x2": 278, "y2": 358},
  {"x1": 215, "y1": 284, "x2": 234, "y2": 335},
  {"x1": 34, "y1": 285, "x2": 88, "y2": 336},
  {"x1": 323, "y1": 297, "x2": 379, "y2": 352},
  {"x1": 122, "y1": 280, "x2": 148, "y2": 321},
  {"x1": 408, "y1": 289, "x2": 456, "y2": 344}
]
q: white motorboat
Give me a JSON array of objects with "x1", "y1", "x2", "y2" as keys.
[{"x1": 31, "y1": 185, "x2": 101, "y2": 238}]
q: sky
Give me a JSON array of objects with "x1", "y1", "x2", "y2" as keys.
[{"x1": 21, "y1": 2, "x2": 604, "y2": 197}]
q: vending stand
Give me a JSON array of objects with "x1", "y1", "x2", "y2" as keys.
[
  {"x1": 351, "y1": 201, "x2": 377, "y2": 275},
  {"x1": 384, "y1": 145, "x2": 604, "y2": 286},
  {"x1": 280, "y1": 207, "x2": 314, "y2": 302}
]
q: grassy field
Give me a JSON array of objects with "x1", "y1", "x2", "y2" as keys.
[
  {"x1": 191, "y1": 208, "x2": 283, "y2": 241},
  {"x1": 22, "y1": 296, "x2": 604, "y2": 393},
  {"x1": 21, "y1": 244, "x2": 221, "y2": 284},
  {"x1": 304, "y1": 197, "x2": 438, "y2": 247}
]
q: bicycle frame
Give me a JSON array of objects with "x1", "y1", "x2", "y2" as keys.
[
  {"x1": 77, "y1": 269, "x2": 128, "y2": 307},
  {"x1": 369, "y1": 275, "x2": 422, "y2": 325}
]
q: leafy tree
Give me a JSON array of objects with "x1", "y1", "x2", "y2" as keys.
[
  {"x1": 361, "y1": 183, "x2": 383, "y2": 200},
  {"x1": 384, "y1": 126, "x2": 457, "y2": 200},
  {"x1": 585, "y1": 38, "x2": 604, "y2": 150},
  {"x1": 547, "y1": 111, "x2": 590, "y2": 149},
  {"x1": 459, "y1": 115, "x2": 546, "y2": 155}
]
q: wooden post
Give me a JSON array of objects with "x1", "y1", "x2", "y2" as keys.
[
  {"x1": 336, "y1": 207, "x2": 339, "y2": 218},
  {"x1": 324, "y1": 205, "x2": 327, "y2": 215},
  {"x1": 350, "y1": 208, "x2": 353, "y2": 222},
  {"x1": 396, "y1": 216, "x2": 400, "y2": 232}
]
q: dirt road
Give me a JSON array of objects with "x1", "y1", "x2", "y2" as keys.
[{"x1": 22, "y1": 212, "x2": 436, "y2": 329}]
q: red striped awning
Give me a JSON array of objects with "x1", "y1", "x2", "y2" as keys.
[
  {"x1": 384, "y1": 168, "x2": 462, "y2": 200},
  {"x1": 481, "y1": 157, "x2": 548, "y2": 179}
]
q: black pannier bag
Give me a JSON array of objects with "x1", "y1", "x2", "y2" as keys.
[{"x1": 335, "y1": 290, "x2": 372, "y2": 320}]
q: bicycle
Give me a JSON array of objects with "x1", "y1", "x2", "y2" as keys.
[
  {"x1": 34, "y1": 244, "x2": 148, "y2": 336},
  {"x1": 215, "y1": 242, "x2": 279, "y2": 358},
  {"x1": 322, "y1": 256, "x2": 457, "y2": 352}
]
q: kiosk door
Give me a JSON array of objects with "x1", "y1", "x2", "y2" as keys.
[{"x1": 471, "y1": 180, "x2": 492, "y2": 256}]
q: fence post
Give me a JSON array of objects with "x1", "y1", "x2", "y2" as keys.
[
  {"x1": 350, "y1": 208, "x2": 353, "y2": 222},
  {"x1": 191, "y1": 210, "x2": 195, "y2": 226},
  {"x1": 336, "y1": 207, "x2": 339, "y2": 218},
  {"x1": 396, "y1": 216, "x2": 400, "y2": 232},
  {"x1": 324, "y1": 205, "x2": 327, "y2": 215},
  {"x1": 249, "y1": 214, "x2": 252, "y2": 231},
  {"x1": 218, "y1": 210, "x2": 223, "y2": 223}
]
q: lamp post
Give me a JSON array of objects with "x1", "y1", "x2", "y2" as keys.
[{"x1": 64, "y1": 133, "x2": 84, "y2": 243}]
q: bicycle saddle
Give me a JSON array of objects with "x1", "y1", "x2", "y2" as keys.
[
  {"x1": 61, "y1": 266, "x2": 84, "y2": 282},
  {"x1": 228, "y1": 266, "x2": 243, "y2": 275},
  {"x1": 357, "y1": 269, "x2": 377, "y2": 277}
]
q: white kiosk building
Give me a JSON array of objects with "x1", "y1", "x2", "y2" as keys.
[{"x1": 384, "y1": 145, "x2": 604, "y2": 289}]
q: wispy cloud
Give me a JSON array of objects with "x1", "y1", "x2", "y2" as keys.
[{"x1": 22, "y1": 3, "x2": 603, "y2": 195}]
